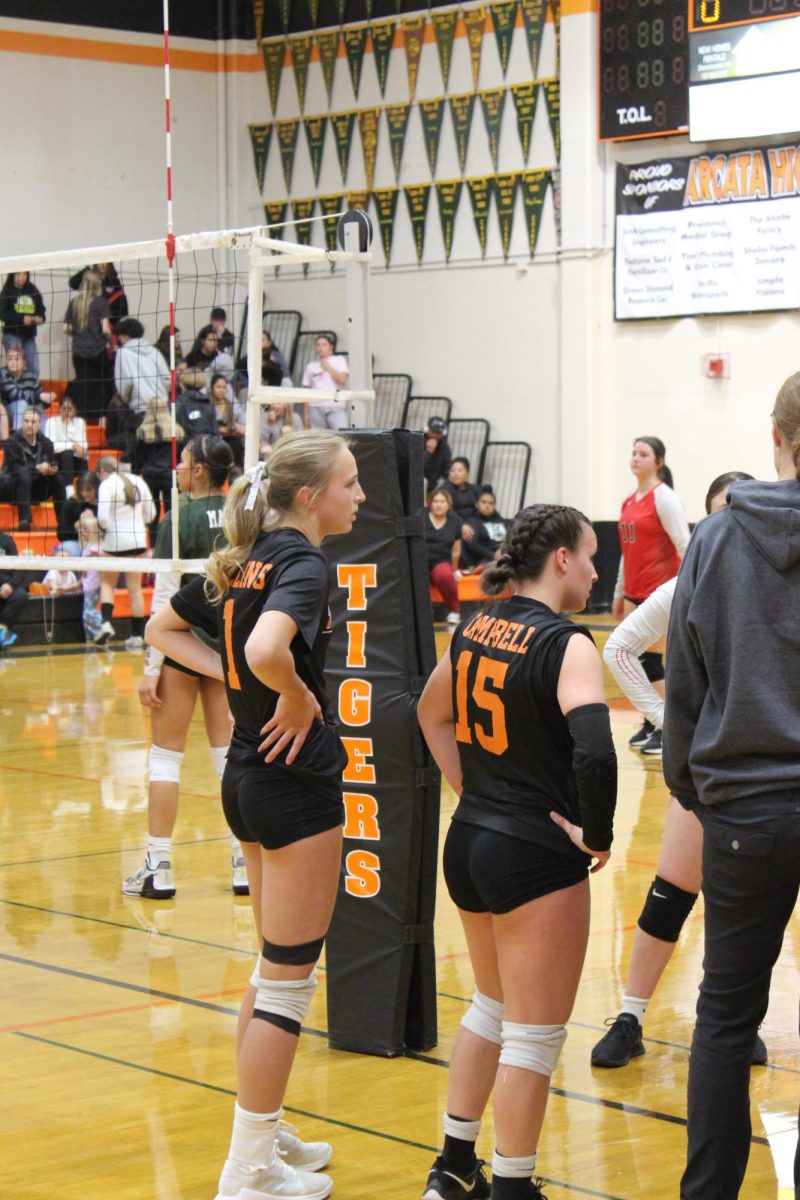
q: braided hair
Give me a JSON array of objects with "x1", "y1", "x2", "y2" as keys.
[{"x1": 481, "y1": 504, "x2": 591, "y2": 597}]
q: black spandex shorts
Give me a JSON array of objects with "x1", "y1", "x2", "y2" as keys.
[
  {"x1": 103, "y1": 547, "x2": 147, "y2": 558},
  {"x1": 443, "y1": 821, "x2": 589, "y2": 915},
  {"x1": 163, "y1": 655, "x2": 201, "y2": 679},
  {"x1": 221, "y1": 757, "x2": 343, "y2": 850}
]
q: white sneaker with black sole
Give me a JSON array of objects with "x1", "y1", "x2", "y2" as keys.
[
  {"x1": 215, "y1": 1155, "x2": 332, "y2": 1200},
  {"x1": 122, "y1": 858, "x2": 176, "y2": 899},
  {"x1": 94, "y1": 620, "x2": 115, "y2": 646},
  {"x1": 232, "y1": 853, "x2": 250, "y2": 896}
]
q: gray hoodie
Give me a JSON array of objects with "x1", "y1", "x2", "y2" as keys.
[{"x1": 663, "y1": 478, "x2": 800, "y2": 809}]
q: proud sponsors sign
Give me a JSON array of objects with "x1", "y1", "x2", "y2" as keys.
[{"x1": 615, "y1": 145, "x2": 800, "y2": 319}]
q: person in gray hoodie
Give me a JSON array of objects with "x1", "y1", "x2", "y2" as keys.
[{"x1": 663, "y1": 372, "x2": 800, "y2": 1200}]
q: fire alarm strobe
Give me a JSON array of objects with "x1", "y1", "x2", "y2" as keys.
[{"x1": 702, "y1": 353, "x2": 731, "y2": 379}]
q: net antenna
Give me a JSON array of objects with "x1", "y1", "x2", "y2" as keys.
[{"x1": 162, "y1": 0, "x2": 180, "y2": 563}]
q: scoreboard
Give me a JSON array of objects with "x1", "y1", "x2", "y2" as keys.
[
  {"x1": 599, "y1": 0, "x2": 689, "y2": 141},
  {"x1": 689, "y1": 0, "x2": 800, "y2": 30}
]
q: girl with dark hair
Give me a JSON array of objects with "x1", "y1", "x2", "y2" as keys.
[
  {"x1": 418, "y1": 504, "x2": 617, "y2": 1200},
  {"x1": 0, "y1": 271, "x2": 46, "y2": 377},
  {"x1": 425, "y1": 486, "x2": 463, "y2": 625}
]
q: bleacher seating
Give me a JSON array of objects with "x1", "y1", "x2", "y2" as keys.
[
  {"x1": 480, "y1": 441, "x2": 531, "y2": 518},
  {"x1": 447, "y1": 418, "x2": 489, "y2": 474},
  {"x1": 373, "y1": 373, "x2": 411, "y2": 428},
  {"x1": 403, "y1": 395, "x2": 452, "y2": 432},
  {"x1": 263, "y1": 310, "x2": 302, "y2": 375}
]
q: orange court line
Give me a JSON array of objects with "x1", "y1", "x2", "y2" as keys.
[{"x1": 0, "y1": 985, "x2": 245, "y2": 1036}]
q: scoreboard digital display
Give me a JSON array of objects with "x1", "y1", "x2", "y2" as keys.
[
  {"x1": 598, "y1": 0, "x2": 690, "y2": 141},
  {"x1": 690, "y1": 0, "x2": 800, "y2": 31}
]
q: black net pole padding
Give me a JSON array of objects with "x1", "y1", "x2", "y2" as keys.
[{"x1": 322, "y1": 429, "x2": 440, "y2": 1056}]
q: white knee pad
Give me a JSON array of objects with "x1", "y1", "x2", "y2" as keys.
[
  {"x1": 499, "y1": 1020, "x2": 567, "y2": 1077},
  {"x1": 210, "y1": 744, "x2": 228, "y2": 781},
  {"x1": 254, "y1": 970, "x2": 318, "y2": 1033},
  {"x1": 460, "y1": 989, "x2": 503, "y2": 1046},
  {"x1": 148, "y1": 745, "x2": 184, "y2": 784}
]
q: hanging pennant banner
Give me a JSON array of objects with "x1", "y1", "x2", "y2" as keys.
[
  {"x1": 248, "y1": 123, "x2": 272, "y2": 193},
  {"x1": 519, "y1": 0, "x2": 547, "y2": 80},
  {"x1": 541, "y1": 78, "x2": 560, "y2": 161},
  {"x1": 463, "y1": 7, "x2": 487, "y2": 92},
  {"x1": 401, "y1": 15, "x2": 426, "y2": 101},
  {"x1": 435, "y1": 179, "x2": 463, "y2": 262},
  {"x1": 466, "y1": 175, "x2": 493, "y2": 256},
  {"x1": 385, "y1": 103, "x2": 411, "y2": 181},
  {"x1": 279, "y1": 0, "x2": 291, "y2": 34},
  {"x1": 264, "y1": 199, "x2": 288, "y2": 246},
  {"x1": 359, "y1": 108, "x2": 381, "y2": 192},
  {"x1": 371, "y1": 20, "x2": 396, "y2": 96},
  {"x1": 365, "y1": 0, "x2": 374, "y2": 16},
  {"x1": 344, "y1": 24, "x2": 369, "y2": 99},
  {"x1": 309, "y1": 0, "x2": 320, "y2": 27},
  {"x1": 347, "y1": 189, "x2": 371, "y2": 215},
  {"x1": 431, "y1": 9, "x2": 458, "y2": 93},
  {"x1": 479, "y1": 88, "x2": 506, "y2": 172},
  {"x1": 304, "y1": 115, "x2": 328, "y2": 187},
  {"x1": 253, "y1": 0, "x2": 265, "y2": 46},
  {"x1": 372, "y1": 187, "x2": 399, "y2": 265},
  {"x1": 449, "y1": 92, "x2": 476, "y2": 175},
  {"x1": 519, "y1": 168, "x2": 550, "y2": 256},
  {"x1": 511, "y1": 82, "x2": 538, "y2": 163},
  {"x1": 551, "y1": 0, "x2": 561, "y2": 76},
  {"x1": 292, "y1": 197, "x2": 316, "y2": 274},
  {"x1": 331, "y1": 109, "x2": 357, "y2": 183},
  {"x1": 335, "y1": 0, "x2": 347, "y2": 22},
  {"x1": 319, "y1": 192, "x2": 345, "y2": 256},
  {"x1": 290, "y1": 34, "x2": 313, "y2": 112},
  {"x1": 276, "y1": 119, "x2": 300, "y2": 191},
  {"x1": 419, "y1": 98, "x2": 446, "y2": 179},
  {"x1": 494, "y1": 172, "x2": 518, "y2": 259},
  {"x1": 316, "y1": 31, "x2": 339, "y2": 107},
  {"x1": 262, "y1": 40, "x2": 286, "y2": 115},
  {"x1": 491, "y1": 0, "x2": 518, "y2": 77},
  {"x1": 404, "y1": 183, "x2": 432, "y2": 265}
]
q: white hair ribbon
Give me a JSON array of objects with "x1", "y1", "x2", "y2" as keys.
[{"x1": 244, "y1": 461, "x2": 266, "y2": 511}]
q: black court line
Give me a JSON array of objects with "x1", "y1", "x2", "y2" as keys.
[
  {"x1": 0, "y1": 644, "x2": 136, "y2": 661},
  {"x1": 0, "y1": 833, "x2": 231, "y2": 869}
]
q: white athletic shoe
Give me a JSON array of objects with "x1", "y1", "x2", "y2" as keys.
[
  {"x1": 94, "y1": 620, "x2": 115, "y2": 645},
  {"x1": 445, "y1": 611, "x2": 460, "y2": 626},
  {"x1": 215, "y1": 1155, "x2": 332, "y2": 1200},
  {"x1": 276, "y1": 1121, "x2": 332, "y2": 1172},
  {"x1": 125, "y1": 635, "x2": 145, "y2": 652},
  {"x1": 232, "y1": 853, "x2": 250, "y2": 896},
  {"x1": 122, "y1": 858, "x2": 176, "y2": 899}
]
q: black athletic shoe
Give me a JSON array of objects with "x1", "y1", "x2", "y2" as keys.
[
  {"x1": 640, "y1": 729, "x2": 663, "y2": 756},
  {"x1": 591, "y1": 1013, "x2": 645, "y2": 1068},
  {"x1": 752, "y1": 1033, "x2": 768, "y2": 1066},
  {"x1": 422, "y1": 1158, "x2": 491, "y2": 1200},
  {"x1": 629, "y1": 720, "x2": 655, "y2": 748}
]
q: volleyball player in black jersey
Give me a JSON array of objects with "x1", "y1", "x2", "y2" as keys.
[
  {"x1": 418, "y1": 505, "x2": 617, "y2": 1200},
  {"x1": 145, "y1": 430, "x2": 364, "y2": 1200}
]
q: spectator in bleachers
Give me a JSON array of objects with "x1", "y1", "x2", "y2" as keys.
[
  {"x1": 68, "y1": 263, "x2": 128, "y2": 331},
  {"x1": 302, "y1": 334, "x2": 349, "y2": 430},
  {"x1": 176, "y1": 370, "x2": 217, "y2": 438},
  {"x1": 260, "y1": 401, "x2": 302, "y2": 460},
  {"x1": 95, "y1": 455, "x2": 156, "y2": 648},
  {"x1": 0, "y1": 529, "x2": 27, "y2": 649},
  {"x1": 155, "y1": 324, "x2": 184, "y2": 370},
  {"x1": 235, "y1": 329, "x2": 291, "y2": 392},
  {"x1": 45, "y1": 394, "x2": 89, "y2": 488},
  {"x1": 0, "y1": 272, "x2": 46, "y2": 378},
  {"x1": 424, "y1": 486, "x2": 463, "y2": 626},
  {"x1": 460, "y1": 488, "x2": 510, "y2": 570},
  {"x1": 4, "y1": 408, "x2": 66, "y2": 532},
  {"x1": 42, "y1": 549, "x2": 81, "y2": 596},
  {"x1": 0, "y1": 346, "x2": 54, "y2": 430},
  {"x1": 63, "y1": 268, "x2": 114, "y2": 420},
  {"x1": 132, "y1": 395, "x2": 185, "y2": 542},
  {"x1": 210, "y1": 372, "x2": 244, "y2": 466},
  {"x1": 57, "y1": 470, "x2": 99, "y2": 556},
  {"x1": 78, "y1": 510, "x2": 103, "y2": 643},
  {"x1": 424, "y1": 416, "x2": 452, "y2": 494},
  {"x1": 184, "y1": 325, "x2": 235, "y2": 390},
  {"x1": 209, "y1": 306, "x2": 235, "y2": 356},
  {"x1": 114, "y1": 317, "x2": 171, "y2": 416},
  {"x1": 443, "y1": 457, "x2": 483, "y2": 553}
]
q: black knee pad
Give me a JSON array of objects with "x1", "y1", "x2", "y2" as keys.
[
  {"x1": 262, "y1": 935, "x2": 325, "y2": 965},
  {"x1": 639, "y1": 651, "x2": 665, "y2": 683},
  {"x1": 637, "y1": 875, "x2": 697, "y2": 943}
]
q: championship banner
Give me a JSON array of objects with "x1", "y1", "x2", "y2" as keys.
[
  {"x1": 371, "y1": 19, "x2": 396, "y2": 96},
  {"x1": 290, "y1": 34, "x2": 313, "y2": 112},
  {"x1": 304, "y1": 115, "x2": 328, "y2": 187},
  {"x1": 491, "y1": 0, "x2": 518, "y2": 77},
  {"x1": 386, "y1": 103, "x2": 411, "y2": 181},
  {"x1": 541, "y1": 77, "x2": 560, "y2": 161},
  {"x1": 319, "y1": 192, "x2": 345, "y2": 257},
  {"x1": 404, "y1": 183, "x2": 432, "y2": 264},
  {"x1": 344, "y1": 24, "x2": 369, "y2": 99},
  {"x1": 262, "y1": 39, "x2": 286, "y2": 114},
  {"x1": 520, "y1": 0, "x2": 547, "y2": 78},
  {"x1": 347, "y1": 189, "x2": 371, "y2": 213},
  {"x1": 467, "y1": 174, "x2": 493, "y2": 256},
  {"x1": 436, "y1": 178, "x2": 463, "y2": 261},
  {"x1": 253, "y1": 0, "x2": 264, "y2": 46},
  {"x1": 494, "y1": 171, "x2": 518, "y2": 259},
  {"x1": 463, "y1": 6, "x2": 487, "y2": 91},
  {"x1": 324, "y1": 429, "x2": 440, "y2": 1057},
  {"x1": 419, "y1": 98, "x2": 446, "y2": 179},
  {"x1": 520, "y1": 168, "x2": 550, "y2": 257},
  {"x1": 401, "y1": 15, "x2": 426, "y2": 101},
  {"x1": 279, "y1": 0, "x2": 290, "y2": 34},
  {"x1": 291, "y1": 197, "x2": 316, "y2": 275},
  {"x1": 309, "y1": 0, "x2": 319, "y2": 27},
  {"x1": 511, "y1": 81, "x2": 538, "y2": 163},
  {"x1": 264, "y1": 200, "x2": 288, "y2": 270},
  {"x1": 551, "y1": 0, "x2": 561, "y2": 76},
  {"x1": 248, "y1": 123, "x2": 272, "y2": 193},
  {"x1": 614, "y1": 148, "x2": 800, "y2": 320},
  {"x1": 335, "y1": 0, "x2": 347, "y2": 22},
  {"x1": 432, "y1": 8, "x2": 458, "y2": 92},
  {"x1": 480, "y1": 87, "x2": 506, "y2": 171},
  {"x1": 332, "y1": 109, "x2": 357, "y2": 182},
  {"x1": 449, "y1": 92, "x2": 476, "y2": 175},
  {"x1": 373, "y1": 186, "x2": 399, "y2": 265},
  {"x1": 359, "y1": 108, "x2": 381, "y2": 192},
  {"x1": 316, "y1": 31, "x2": 340, "y2": 106},
  {"x1": 276, "y1": 119, "x2": 300, "y2": 191}
]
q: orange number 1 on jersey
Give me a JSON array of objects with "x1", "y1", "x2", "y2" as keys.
[{"x1": 223, "y1": 598, "x2": 242, "y2": 691}]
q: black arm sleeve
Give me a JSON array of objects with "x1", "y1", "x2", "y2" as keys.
[{"x1": 566, "y1": 702, "x2": 617, "y2": 852}]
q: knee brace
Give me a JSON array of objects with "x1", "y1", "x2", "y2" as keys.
[
  {"x1": 637, "y1": 874, "x2": 698, "y2": 943},
  {"x1": 210, "y1": 745, "x2": 228, "y2": 781},
  {"x1": 263, "y1": 936, "x2": 325, "y2": 966},
  {"x1": 148, "y1": 745, "x2": 184, "y2": 784},
  {"x1": 253, "y1": 970, "x2": 317, "y2": 1036},
  {"x1": 499, "y1": 1021, "x2": 567, "y2": 1078},
  {"x1": 639, "y1": 651, "x2": 665, "y2": 683},
  {"x1": 460, "y1": 989, "x2": 503, "y2": 1046}
]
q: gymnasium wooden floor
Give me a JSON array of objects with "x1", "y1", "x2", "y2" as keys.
[{"x1": 1, "y1": 626, "x2": 797, "y2": 1200}]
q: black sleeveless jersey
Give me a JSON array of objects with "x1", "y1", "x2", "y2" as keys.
[
  {"x1": 450, "y1": 596, "x2": 594, "y2": 864},
  {"x1": 171, "y1": 527, "x2": 346, "y2": 776}
]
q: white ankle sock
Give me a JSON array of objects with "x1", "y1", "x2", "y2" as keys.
[
  {"x1": 146, "y1": 837, "x2": 171, "y2": 867},
  {"x1": 444, "y1": 1113, "x2": 482, "y2": 1142},
  {"x1": 492, "y1": 1150, "x2": 537, "y2": 1179},
  {"x1": 228, "y1": 1101, "x2": 280, "y2": 1167},
  {"x1": 621, "y1": 995, "x2": 648, "y2": 1025}
]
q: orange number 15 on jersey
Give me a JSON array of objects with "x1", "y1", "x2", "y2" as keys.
[{"x1": 454, "y1": 649, "x2": 509, "y2": 756}]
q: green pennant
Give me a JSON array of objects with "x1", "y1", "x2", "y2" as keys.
[
  {"x1": 344, "y1": 24, "x2": 368, "y2": 99},
  {"x1": 519, "y1": 169, "x2": 550, "y2": 256},
  {"x1": 335, "y1": 0, "x2": 346, "y2": 21},
  {"x1": 309, "y1": 0, "x2": 319, "y2": 27},
  {"x1": 385, "y1": 103, "x2": 411, "y2": 181},
  {"x1": 319, "y1": 192, "x2": 345, "y2": 258},
  {"x1": 448, "y1": 92, "x2": 476, "y2": 175},
  {"x1": 372, "y1": 187, "x2": 399, "y2": 266},
  {"x1": 404, "y1": 184, "x2": 431, "y2": 265},
  {"x1": 519, "y1": 0, "x2": 547, "y2": 78},
  {"x1": 248, "y1": 123, "x2": 272, "y2": 193},
  {"x1": 370, "y1": 20, "x2": 395, "y2": 96},
  {"x1": 291, "y1": 197, "x2": 316, "y2": 275},
  {"x1": 347, "y1": 189, "x2": 371, "y2": 218},
  {"x1": 331, "y1": 110, "x2": 357, "y2": 183},
  {"x1": 551, "y1": 0, "x2": 561, "y2": 76},
  {"x1": 290, "y1": 34, "x2": 312, "y2": 112},
  {"x1": 463, "y1": 6, "x2": 486, "y2": 91},
  {"x1": 431, "y1": 9, "x2": 457, "y2": 92},
  {"x1": 419, "y1": 97, "x2": 445, "y2": 179},
  {"x1": 262, "y1": 40, "x2": 285, "y2": 115},
  {"x1": 303, "y1": 115, "x2": 328, "y2": 187},
  {"x1": 279, "y1": 0, "x2": 290, "y2": 34},
  {"x1": 358, "y1": 108, "x2": 380, "y2": 192},
  {"x1": 401, "y1": 15, "x2": 426, "y2": 101},
  {"x1": 466, "y1": 175, "x2": 493, "y2": 257},
  {"x1": 435, "y1": 179, "x2": 463, "y2": 262},
  {"x1": 541, "y1": 78, "x2": 560, "y2": 160},
  {"x1": 264, "y1": 199, "x2": 288, "y2": 252},
  {"x1": 479, "y1": 88, "x2": 506, "y2": 172},
  {"x1": 276, "y1": 119, "x2": 299, "y2": 191},
  {"x1": 253, "y1": 0, "x2": 265, "y2": 46},
  {"x1": 494, "y1": 172, "x2": 518, "y2": 259},
  {"x1": 491, "y1": 0, "x2": 518, "y2": 76},
  {"x1": 316, "y1": 31, "x2": 339, "y2": 107},
  {"x1": 510, "y1": 82, "x2": 538, "y2": 162}
]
